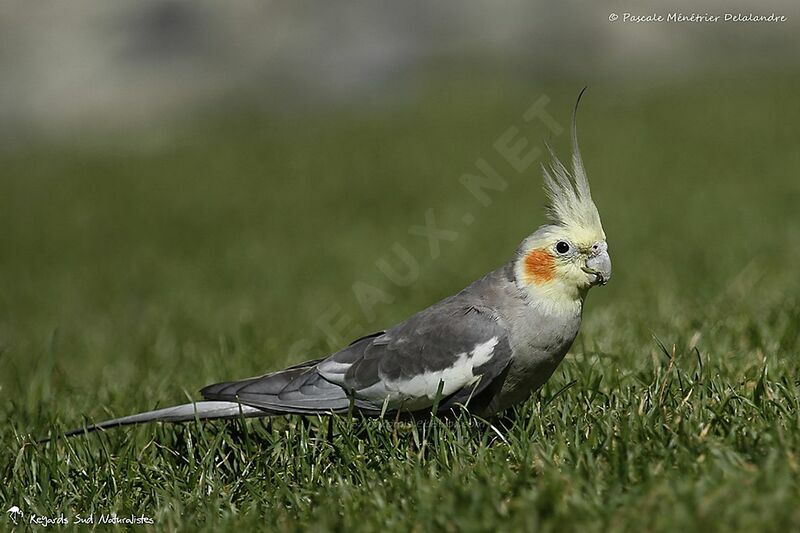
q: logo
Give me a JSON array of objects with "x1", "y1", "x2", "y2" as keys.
[{"x1": 7, "y1": 506, "x2": 23, "y2": 525}]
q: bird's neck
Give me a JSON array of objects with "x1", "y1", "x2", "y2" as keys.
[{"x1": 512, "y1": 260, "x2": 585, "y2": 317}]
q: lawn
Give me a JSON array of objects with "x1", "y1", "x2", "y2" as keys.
[{"x1": 2, "y1": 75, "x2": 800, "y2": 531}]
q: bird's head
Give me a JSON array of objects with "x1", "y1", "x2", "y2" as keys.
[{"x1": 513, "y1": 91, "x2": 611, "y2": 312}]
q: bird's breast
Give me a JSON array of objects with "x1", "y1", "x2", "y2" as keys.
[{"x1": 495, "y1": 304, "x2": 582, "y2": 411}]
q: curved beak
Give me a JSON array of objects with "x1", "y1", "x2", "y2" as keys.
[{"x1": 584, "y1": 242, "x2": 611, "y2": 286}]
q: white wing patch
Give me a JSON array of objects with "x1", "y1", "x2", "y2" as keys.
[{"x1": 356, "y1": 336, "x2": 499, "y2": 409}]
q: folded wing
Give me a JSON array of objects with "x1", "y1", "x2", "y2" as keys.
[{"x1": 203, "y1": 300, "x2": 512, "y2": 415}]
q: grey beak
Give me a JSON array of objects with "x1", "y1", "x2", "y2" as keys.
[{"x1": 585, "y1": 242, "x2": 611, "y2": 286}]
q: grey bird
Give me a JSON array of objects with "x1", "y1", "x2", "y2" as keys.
[{"x1": 54, "y1": 96, "x2": 611, "y2": 439}]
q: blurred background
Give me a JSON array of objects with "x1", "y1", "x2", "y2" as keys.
[
  {"x1": 0, "y1": 0, "x2": 799, "y2": 415},
  {"x1": 2, "y1": 0, "x2": 800, "y2": 141}
]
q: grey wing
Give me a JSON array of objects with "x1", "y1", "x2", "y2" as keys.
[
  {"x1": 201, "y1": 358, "x2": 360, "y2": 414},
  {"x1": 201, "y1": 302, "x2": 511, "y2": 416},
  {"x1": 317, "y1": 302, "x2": 512, "y2": 413}
]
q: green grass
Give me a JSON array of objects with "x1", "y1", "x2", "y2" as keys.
[{"x1": 2, "y1": 74, "x2": 800, "y2": 531}]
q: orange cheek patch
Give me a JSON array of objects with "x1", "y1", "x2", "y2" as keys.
[{"x1": 524, "y1": 248, "x2": 555, "y2": 284}]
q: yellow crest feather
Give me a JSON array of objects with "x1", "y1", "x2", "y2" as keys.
[{"x1": 541, "y1": 88, "x2": 604, "y2": 240}]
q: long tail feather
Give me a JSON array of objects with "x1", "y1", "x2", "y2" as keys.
[{"x1": 41, "y1": 401, "x2": 268, "y2": 442}]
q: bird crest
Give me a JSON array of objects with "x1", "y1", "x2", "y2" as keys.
[{"x1": 541, "y1": 89, "x2": 605, "y2": 243}]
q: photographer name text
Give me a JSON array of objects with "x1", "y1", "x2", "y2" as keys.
[
  {"x1": 27, "y1": 513, "x2": 154, "y2": 527},
  {"x1": 610, "y1": 12, "x2": 787, "y2": 23}
]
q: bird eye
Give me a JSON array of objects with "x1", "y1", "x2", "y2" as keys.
[{"x1": 556, "y1": 241, "x2": 570, "y2": 254}]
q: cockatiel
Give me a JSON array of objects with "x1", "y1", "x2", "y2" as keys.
[{"x1": 54, "y1": 94, "x2": 610, "y2": 439}]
